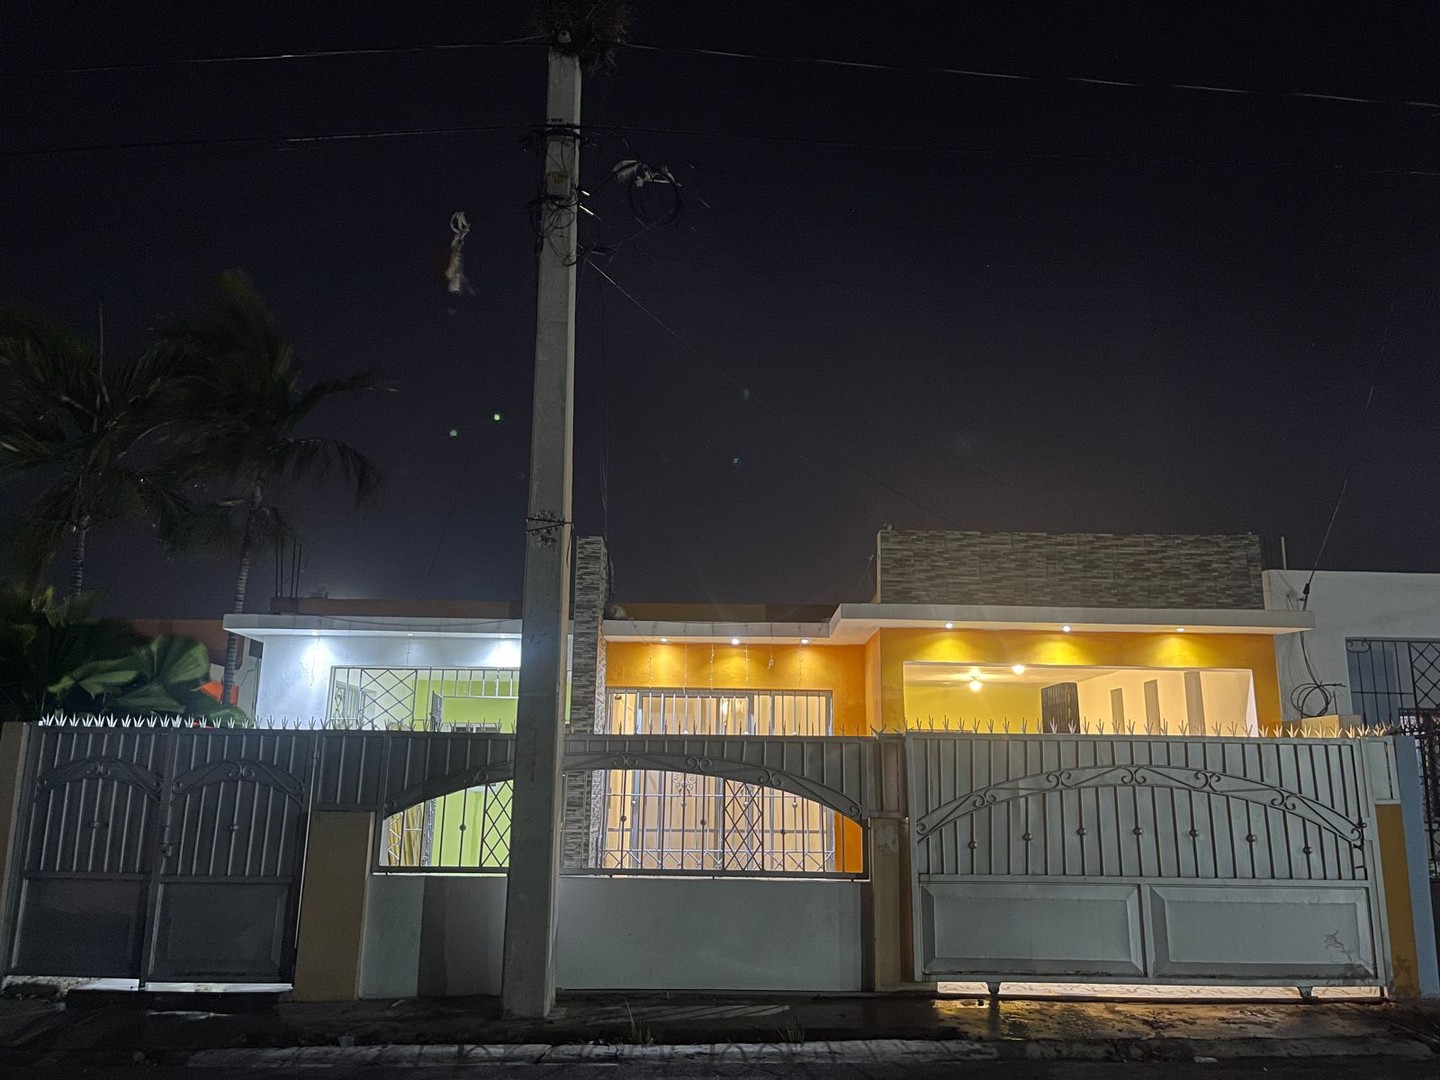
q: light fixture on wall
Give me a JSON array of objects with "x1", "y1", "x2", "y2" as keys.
[
  {"x1": 309, "y1": 630, "x2": 319, "y2": 637},
  {"x1": 1175, "y1": 627, "x2": 1186, "y2": 633},
  {"x1": 968, "y1": 678, "x2": 983, "y2": 692},
  {"x1": 944, "y1": 622, "x2": 954, "y2": 630},
  {"x1": 660, "y1": 637, "x2": 669, "y2": 643},
  {"x1": 1011, "y1": 664, "x2": 1026, "y2": 675},
  {"x1": 730, "y1": 637, "x2": 740, "y2": 646},
  {"x1": 1061, "y1": 625, "x2": 1072, "y2": 633},
  {"x1": 800, "y1": 638, "x2": 810, "y2": 645}
]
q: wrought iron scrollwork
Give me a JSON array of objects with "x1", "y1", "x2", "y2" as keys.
[
  {"x1": 171, "y1": 759, "x2": 307, "y2": 804},
  {"x1": 35, "y1": 757, "x2": 163, "y2": 800},
  {"x1": 913, "y1": 762, "x2": 1368, "y2": 848}
]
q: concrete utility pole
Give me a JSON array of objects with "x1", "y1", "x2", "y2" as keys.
[{"x1": 501, "y1": 41, "x2": 582, "y2": 1019}]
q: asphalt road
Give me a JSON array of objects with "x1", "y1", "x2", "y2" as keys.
[{"x1": 9, "y1": 1058, "x2": 1440, "y2": 1079}]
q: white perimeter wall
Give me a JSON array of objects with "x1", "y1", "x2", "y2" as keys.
[
  {"x1": 360, "y1": 875, "x2": 864, "y2": 997},
  {"x1": 1265, "y1": 570, "x2": 1440, "y2": 721},
  {"x1": 250, "y1": 635, "x2": 524, "y2": 720}
]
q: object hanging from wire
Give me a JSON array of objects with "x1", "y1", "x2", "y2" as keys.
[
  {"x1": 444, "y1": 211, "x2": 473, "y2": 295},
  {"x1": 611, "y1": 159, "x2": 683, "y2": 228}
]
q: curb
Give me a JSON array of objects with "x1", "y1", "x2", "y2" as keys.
[{"x1": 182, "y1": 1035, "x2": 1436, "y2": 1068}]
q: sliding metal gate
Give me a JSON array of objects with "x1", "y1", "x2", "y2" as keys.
[
  {"x1": 6, "y1": 724, "x2": 315, "y2": 983},
  {"x1": 907, "y1": 733, "x2": 1393, "y2": 987}
]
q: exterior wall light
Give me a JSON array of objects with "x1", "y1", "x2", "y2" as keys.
[
  {"x1": 1061, "y1": 625, "x2": 1072, "y2": 633},
  {"x1": 944, "y1": 622, "x2": 954, "y2": 629},
  {"x1": 1011, "y1": 664, "x2": 1026, "y2": 675},
  {"x1": 730, "y1": 637, "x2": 740, "y2": 646},
  {"x1": 800, "y1": 638, "x2": 810, "y2": 645},
  {"x1": 968, "y1": 679, "x2": 983, "y2": 692}
]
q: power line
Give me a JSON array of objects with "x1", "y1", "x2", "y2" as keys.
[
  {"x1": 5, "y1": 39, "x2": 542, "y2": 76},
  {"x1": 589, "y1": 124, "x2": 1440, "y2": 180},
  {"x1": 15, "y1": 34, "x2": 1438, "y2": 115},
  {"x1": 585, "y1": 259, "x2": 965, "y2": 528},
  {"x1": 0, "y1": 122, "x2": 522, "y2": 159},
  {"x1": 11, "y1": 117, "x2": 1440, "y2": 180},
  {"x1": 624, "y1": 41, "x2": 1440, "y2": 113}
]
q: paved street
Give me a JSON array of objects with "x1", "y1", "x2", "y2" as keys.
[{"x1": 8, "y1": 1057, "x2": 1440, "y2": 1078}]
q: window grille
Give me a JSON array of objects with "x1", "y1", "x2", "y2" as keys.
[{"x1": 599, "y1": 688, "x2": 838, "y2": 874}]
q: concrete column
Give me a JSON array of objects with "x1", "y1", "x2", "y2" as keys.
[
  {"x1": 502, "y1": 47, "x2": 583, "y2": 1019},
  {"x1": 1184, "y1": 670, "x2": 1206, "y2": 734},
  {"x1": 865, "y1": 818, "x2": 908, "y2": 989},
  {"x1": 865, "y1": 735, "x2": 915, "y2": 990},
  {"x1": 1380, "y1": 734, "x2": 1439, "y2": 998},
  {"x1": 0, "y1": 723, "x2": 32, "y2": 950},
  {"x1": 293, "y1": 811, "x2": 374, "y2": 1001}
]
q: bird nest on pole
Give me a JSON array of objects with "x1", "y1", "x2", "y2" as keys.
[{"x1": 538, "y1": 0, "x2": 631, "y2": 70}]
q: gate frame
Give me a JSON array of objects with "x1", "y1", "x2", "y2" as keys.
[
  {"x1": 904, "y1": 731, "x2": 1397, "y2": 990},
  {"x1": 3, "y1": 723, "x2": 317, "y2": 986}
]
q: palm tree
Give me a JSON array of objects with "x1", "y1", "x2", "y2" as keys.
[
  {"x1": 0, "y1": 308, "x2": 189, "y2": 594},
  {"x1": 160, "y1": 271, "x2": 383, "y2": 703}
]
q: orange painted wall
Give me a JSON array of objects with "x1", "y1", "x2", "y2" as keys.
[
  {"x1": 874, "y1": 628, "x2": 1283, "y2": 735},
  {"x1": 604, "y1": 641, "x2": 868, "y2": 870},
  {"x1": 605, "y1": 642, "x2": 869, "y2": 736}
]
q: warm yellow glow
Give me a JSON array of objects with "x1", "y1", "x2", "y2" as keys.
[
  {"x1": 944, "y1": 622, "x2": 954, "y2": 629},
  {"x1": 1011, "y1": 663, "x2": 1026, "y2": 675},
  {"x1": 660, "y1": 637, "x2": 669, "y2": 643},
  {"x1": 1061, "y1": 625, "x2": 1072, "y2": 633},
  {"x1": 968, "y1": 678, "x2": 983, "y2": 692},
  {"x1": 800, "y1": 638, "x2": 810, "y2": 645},
  {"x1": 1176, "y1": 627, "x2": 1186, "y2": 633},
  {"x1": 730, "y1": 637, "x2": 740, "y2": 646},
  {"x1": 968, "y1": 666, "x2": 981, "y2": 677}
]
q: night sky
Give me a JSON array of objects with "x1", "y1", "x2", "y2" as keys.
[{"x1": 4, "y1": 3, "x2": 1439, "y2": 617}]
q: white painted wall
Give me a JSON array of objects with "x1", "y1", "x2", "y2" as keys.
[
  {"x1": 1265, "y1": 570, "x2": 1440, "y2": 722},
  {"x1": 360, "y1": 874, "x2": 865, "y2": 997},
  {"x1": 249, "y1": 635, "x2": 524, "y2": 720}
]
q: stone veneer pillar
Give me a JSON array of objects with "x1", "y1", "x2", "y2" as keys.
[{"x1": 562, "y1": 536, "x2": 610, "y2": 867}]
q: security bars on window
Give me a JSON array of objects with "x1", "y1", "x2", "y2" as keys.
[
  {"x1": 326, "y1": 666, "x2": 518, "y2": 871},
  {"x1": 598, "y1": 689, "x2": 837, "y2": 874}
]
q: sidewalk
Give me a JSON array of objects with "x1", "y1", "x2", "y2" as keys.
[{"x1": 2, "y1": 988, "x2": 1438, "y2": 1068}]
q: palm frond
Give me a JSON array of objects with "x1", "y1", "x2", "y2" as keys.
[{"x1": 273, "y1": 437, "x2": 380, "y2": 505}]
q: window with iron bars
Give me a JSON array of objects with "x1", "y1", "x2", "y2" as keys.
[
  {"x1": 597, "y1": 688, "x2": 843, "y2": 874},
  {"x1": 1346, "y1": 639, "x2": 1440, "y2": 881},
  {"x1": 326, "y1": 666, "x2": 519, "y2": 871}
]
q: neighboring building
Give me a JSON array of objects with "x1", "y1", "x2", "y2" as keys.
[{"x1": 1265, "y1": 569, "x2": 1440, "y2": 726}]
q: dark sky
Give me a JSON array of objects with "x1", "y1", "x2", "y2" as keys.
[{"x1": 3, "y1": 2, "x2": 1439, "y2": 616}]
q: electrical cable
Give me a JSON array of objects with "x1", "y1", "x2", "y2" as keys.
[
  {"x1": 0, "y1": 122, "x2": 522, "y2": 158},
  {"x1": 1289, "y1": 310, "x2": 1394, "y2": 717},
  {"x1": 8, "y1": 39, "x2": 543, "y2": 76},
  {"x1": 20, "y1": 35, "x2": 1439, "y2": 113},
  {"x1": 622, "y1": 41, "x2": 1440, "y2": 112}
]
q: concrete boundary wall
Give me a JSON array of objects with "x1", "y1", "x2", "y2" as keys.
[{"x1": 360, "y1": 875, "x2": 864, "y2": 997}]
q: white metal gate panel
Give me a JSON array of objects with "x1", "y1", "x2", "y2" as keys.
[
  {"x1": 7, "y1": 725, "x2": 314, "y2": 983},
  {"x1": 906, "y1": 734, "x2": 1392, "y2": 986}
]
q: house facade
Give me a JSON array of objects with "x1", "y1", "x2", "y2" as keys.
[{"x1": 1, "y1": 531, "x2": 1435, "y2": 999}]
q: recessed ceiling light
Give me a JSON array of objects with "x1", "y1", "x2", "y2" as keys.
[
  {"x1": 944, "y1": 622, "x2": 954, "y2": 630},
  {"x1": 730, "y1": 637, "x2": 740, "y2": 646},
  {"x1": 1012, "y1": 664, "x2": 1026, "y2": 675},
  {"x1": 1061, "y1": 625, "x2": 1072, "y2": 633}
]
